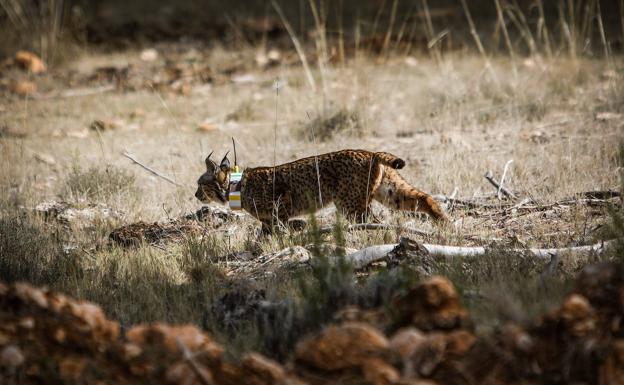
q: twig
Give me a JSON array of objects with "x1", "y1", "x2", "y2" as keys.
[
  {"x1": 176, "y1": 338, "x2": 214, "y2": 385},
  {"x1": 122, "y1": 151, "x2": 182, "y2": 187},
  {"x1": 498, "y1": 160, "x2": 514, "y2": 200},
  {"x1": 494, "y1": 0, "x2": 518, "y2": 78},
  {"x1": 484, "y1": 170, "x2": 517, "y2": 199},
  {"x1": 271, "y1": 0, "x2": 316, "y2": 92},
  {"x1": 382, "y1": 0, "x2": 399, "y2": 58},
  {"x1": 459, "y1": 0, "x2": 498, "y2": 83}
]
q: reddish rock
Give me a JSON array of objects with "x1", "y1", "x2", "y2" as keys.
[
  {"x1": 393, "y1": 276, "x2": 469, "y2": 331},
  {"x1": 240, "y1": 352, "x2": 287, "y2": 385},
  {"x1": 296, "y1": 322, "x2": 389, "y2": 371},
  {"x1": 362, "y1": 357, "x2": 400, "y2": 385},
  {"x1": 558, "y1": 294, "x2": 596, "y2": 337},
  {"x1": 574, "y1": 262, "x2": 624, "y2": 334},
  {"x1": 600, "y1": 339, "x2": 624, "y2": 385},
  {"x1": 14, "y1": 51, "x2": 46, "y2": 73},
  {"x1": 390, "y1": 328, "x2": 428, "y2": 362},
  {"x1": 11, "y1": 81, "x2": 37, "y2": 95}
]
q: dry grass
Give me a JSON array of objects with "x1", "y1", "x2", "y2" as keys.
[{"x1": 0, "y1": 43, "x2": 622, "y2": 358}]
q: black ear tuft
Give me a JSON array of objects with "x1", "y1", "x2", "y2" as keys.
[
  {"x1": 392, "y1": 158, "x2": 406, "y2": 169},
  {"x1": 205, "y1": 151, "x2": 215, "y2": 169},
  {"x1": 220, "y1": 151, "x2": 231, "y2": 171}
]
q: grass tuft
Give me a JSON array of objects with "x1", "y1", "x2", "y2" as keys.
[
  {"x1": 62, "y1": 164, "x2": 138, "y2": 204},
  {"x1": 298, "y1": 107, "x2": 362, "y2": 142}
]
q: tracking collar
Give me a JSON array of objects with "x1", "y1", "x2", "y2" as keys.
[{"x1": 228, "y1": 167, "x2": 243, "y2": 210}]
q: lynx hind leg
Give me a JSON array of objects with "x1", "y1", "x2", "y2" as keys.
[{"x1": 374, "y1": 170, "x2": 448, "y2": 222}]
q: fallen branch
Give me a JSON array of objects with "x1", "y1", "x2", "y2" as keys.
[
  {"x1": 318, "y1": 223, "x2": 431, "y2": 237},
  {"x1": 498, "y1": 160, "x2": 514, "y2": 200},
  {"x1": 435, "y1": 191, "x2": 619, "y2": 212},
  {"x1": 36, "y1": 85, "x2": 116, "y2": 100},
  {"x1": 343, "y1": 238, "x2": 614, "y2": 269},
  {"x1": 484, "y1": 170, "x2": 517, "y2": 199},
  {"x1": 122, "y1": 151, "x2": 182, "y2": 187},
  {"x1": 345, "y1": 244, "x2": 397, "y2": 269}
]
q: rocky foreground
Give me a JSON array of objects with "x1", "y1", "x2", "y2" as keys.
[{"x1": 1, "y1": 261, "x2": 623, "y2": 385}]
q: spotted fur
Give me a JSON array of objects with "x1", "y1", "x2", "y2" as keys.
[{"x1": 196, "y1": 149, "x2": 447, "y2": 232}]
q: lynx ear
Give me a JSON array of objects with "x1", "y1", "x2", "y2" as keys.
[
  {"x1": 220, "y1": 151, "x2": 230, "y2": 171},
  {"x1": 205, "y1": 151, "x2": 215, "y2": 170}
]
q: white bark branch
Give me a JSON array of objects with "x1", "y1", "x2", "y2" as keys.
[{"x1": 342, "y1": 239, "x2": 614, "y2": 269}]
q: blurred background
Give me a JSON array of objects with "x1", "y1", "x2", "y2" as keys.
[{"x1": 1, "y1": 0, "x2": 622, "y2": 62}]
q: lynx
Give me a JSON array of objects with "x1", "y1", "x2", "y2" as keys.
[{"x1": 195, "y1": 149, "x2": 448, "y2": 232}]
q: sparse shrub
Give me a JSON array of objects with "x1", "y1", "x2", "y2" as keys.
[
  {"x1": 226, "y1": 100, "x2": 256, "y2": 121},
  {"x1": 300, "y1": 213, "x2": 355, "y2": 321},
  {"x1": 520, "y1": 100, "x2": 548, "y2": 122},
  {"x1": 63, "y1": 164, "x2": 138, "y2": 203},
  {"x1": 182, "y1": 235, "x2": 227, "y2": 284},
  {"x1": 436, "y1": 250, "x2": 571, "y2": 329},
  {"x1": 603, "y1": 142, "x2": 624, "y2": 265},
  {"x1": 298, "y1": 107, "x2": 362, "y2": 142},
  {"x1": 0, "y1": 215, "x2": 80, "y2": 289}
]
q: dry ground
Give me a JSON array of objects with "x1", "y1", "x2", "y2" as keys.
[
  {"x1": 0, "y1": 45, "x2": 622, "y2": 351},
  {"x1": 1, "y1": 48, "x2": 621, "y2": 241}
]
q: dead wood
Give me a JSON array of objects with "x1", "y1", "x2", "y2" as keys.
[
  {"x1": 342, "y1": 237, "x2": 614, "y2": 269},
  {"x1": 318, "y1": 223, "x2": 431, "y2": 237},
  {"x1": 35, "y1": 85, "x2": 116, "y2": 100},
  {"x1": 484, "y1": 170, "x2": 517, "y2": 199},
  {"x1": 122, "y1": 151, "x2": 182, "y2": 186}
]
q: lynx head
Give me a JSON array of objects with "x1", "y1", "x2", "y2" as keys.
[{"x1": 195, "y1": 151, "x2": 231, "y2": 204}]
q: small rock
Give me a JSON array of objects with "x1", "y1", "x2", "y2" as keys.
[
  {"x1": 558, "y1": 294, "x2": 595, "y2": 337},
  {"x1": 34, "y1": 201, "x2": 121, "y2": 228},
  {"x1": 67, "y1": 129, "x2": 89, "y2": 139},
  {"x1": 33, "y1": 153, "x2": 56, "y2": 166},
  {"x1": 267, "y1": 49, "x2": 281, "y2": 62},
  {"x1": 197, "y1": 121, "x2": 219, "y2": 133},
  {"x1": 404, "y1": 56, "x2": 418, "y2": 67},
  {"x1": 14, "y1": 50, "x2": 46, "y2": 73},
  {"x1": 11, "y1": 81, "x2": 37, "y2": 96},
  {"x1": 529, "y1": 130, "x2": 549, "y2": 144},
  {"x1": 600, "y1": 339, "x2": 624, "y2": 384},
  {"x1": 0, "y1": 345, "x2": 24, "y2": 367},
  {"x1": 256, "y1": 49, "x2": 282, "y2": 68},
  {"x1": 59, "y1": 357, "x2": 87, "y2": 379},
  {"x1": 241, "y1": 352, "x2": 287, "y2": 384},
  {"x1": 392, "y1": 276, "x2": 468, "y2": 331},
  {"x1": 232, "y1": 73, "x2": 257, "y2": 84},
  {"x1": 274, "y1": 246, "x2": 310, "y2": 264},
  {"x1": 140, "y1": 48, "x2": 158, "y2": 62},
  {"x1": 90, "y1": 119, "x2": 121, "y2": 131},
  {"x1": 362, "y1": 357, "x2": 400, "y2": 385},
  {"x1": 390, "y1": 328, "x2": 427, "y2": 361},
  {"x1": 130, "y1": 108, "x2": 146, "y2": 119},
  {"x1": 596, "y1": 112, "x2": 622, "y2": 122},
  {"x1": 165, "y1": 361, "x2": 214, "y2": 384},
  {"x1": 523, "y1": 58, "x2": 536, "y2": 68},
  {"x1": 0, "y1": 124, "x2": 27, "y2": 138}
]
